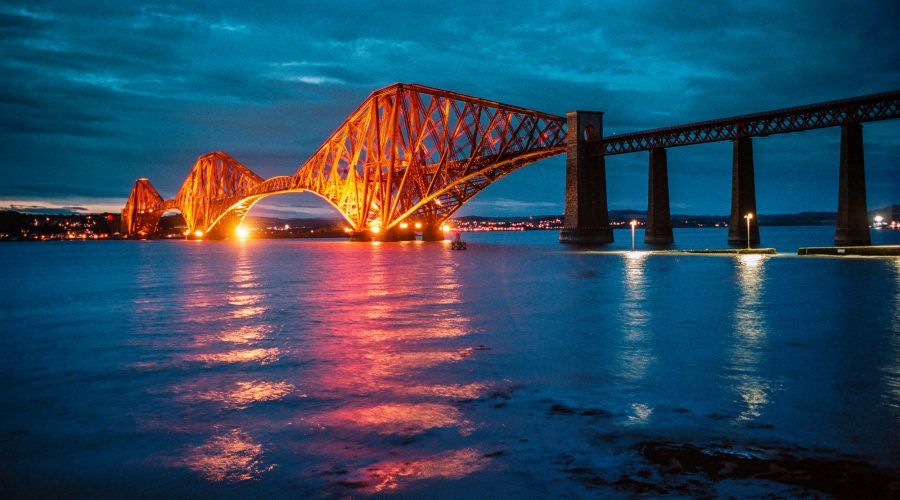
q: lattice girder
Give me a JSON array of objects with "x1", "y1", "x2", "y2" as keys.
[
  {"x1": 595, "y1": 90, "x2": 900, "y2": 156},
  {"x1": 290, "y1": 83, "x2": 566, "y2": 230},
  {"x1": 121, "y1": 178, "x2": 165, "y2": 236},
  {"x1": 173, "y1": 152, "x2": 265, "y2": 233}
]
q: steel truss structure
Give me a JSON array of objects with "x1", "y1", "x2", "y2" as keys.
[
  {"x1": 592, "y1": 90, "x2": 900, "y2": 156},
  {"x1": 122, "y1": 83, "x2": 566, "y2": 237}
]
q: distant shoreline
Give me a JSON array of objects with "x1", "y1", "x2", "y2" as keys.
[{"x1": 1, "y1": 207, "x2": 896, "y2": 241}]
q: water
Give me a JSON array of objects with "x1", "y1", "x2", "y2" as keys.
[{"x1": 1, "y1": 226, "x2": 898, "y2": 497}]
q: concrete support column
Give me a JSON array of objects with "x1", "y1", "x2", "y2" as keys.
[
  {"x1": 835, "y1": 122, "x2": 870, "y2": 246},
  {"x1": 348, "y1": 231, "x2": 370, "y2": 242},
  {"x1": 559, "y1": 111, "x2": 613, "y2": 244},
  {"x1": 377, "y1": 227, "x2": 400, "y2": 242},
  {"x1": 422, "y1": 225, "x2": 445, "y2": 241},
  {"x1": 727, "y1": 136, "x2": 760, "y2": 245},
  {"x1": 396, "y1": 226, "x2": 416, "y2": 241},
  {"x1": 645, "y1": 147, "x2": 673, "y2": 244}
]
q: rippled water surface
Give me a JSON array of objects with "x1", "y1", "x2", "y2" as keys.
[{"x1": 1, "y1": 227, "x2": 898, "y2": 497}]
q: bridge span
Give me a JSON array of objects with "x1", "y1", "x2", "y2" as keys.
[
  {"x1": 122, "y1": 83, "x2": 566, "y2": 241},
  {"x1": 562, "y1": 90, "x2": 900, "y2": 246},
  {"x1": 122, "y1": 85, "x2": 899, "y2": 245}
]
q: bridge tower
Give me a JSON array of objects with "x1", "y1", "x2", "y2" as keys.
[
  {"x1": 727, "y1": 136, "x2": 760, "y2": 246},
  {"x1": 835, "y1": 121, "x2": 870, "y2": 246},
  {"x1": 559, "y1": 111, "x2": 613, "y2": 244},
  {"x1": 645, "y1": 148, "x2": 673, "y2": 244}
]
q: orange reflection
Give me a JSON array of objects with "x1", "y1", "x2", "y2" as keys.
[
  {"x1": 190, "y1": 325, "x2": 273, "y2": 348},
  {"x1": 357, "y1": 448, "x2": 491, "y2": 493},
  {"x1": 187, "y1": 347, "x2": 280, "y2": 365},
  {"x1": 184, "y1": 429, "x2": 274, "y2": 482},
  {"x1": 198, "y1": 380, "x2": 294, "y2": 409},
  {"x1": 405, "y1": 383, "x2": 488, "y2": 400},
  {"x1": 230, "y1": 305, "x2": 267, "y2": 319},
  {"x1": 322, "y1": 403, "x2": 469, "y2": 435}
]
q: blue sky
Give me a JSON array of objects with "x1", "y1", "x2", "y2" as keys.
[{"x1": 0, "y1": 1, "x2": 897, "y2": 217}]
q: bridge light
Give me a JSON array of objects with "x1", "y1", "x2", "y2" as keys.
[
  {"x1": 236, "y1": 226, "x2": 249, "y2": 239},
  {"x1": 194, "y1": 230, "x2": 204, "y2": 238},
  {"x1": 369, "y1": 226, "x2": 381, "y2": 234},
  {"x1": 400, "y1": 222, "x2": 409, "y2": 229},
  {"x1": 440, "y1": 224, "x2": 449, "y2": 232},
  {"x1": 344, "y1": 227, "x2": 352, "y2": 233},
  {"x1": 630, "y1": 220, "x2": 637, "y2": 251},
  {"x1": 183, "y1": 230, "x2": 190, "y2": 236},
  {"x1": 414, "y1": 222, "x2": 422, "y2": 230},
  {"x1": 743, "y1": 213, "x2": 753, "y2": 250}
]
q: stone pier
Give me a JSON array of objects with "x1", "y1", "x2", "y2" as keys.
[
  {"x1": 645, "y1": 147, "x2": 673, "y2": 244},
  {"x1": 559, "y1": 111, "x2": 613, "y2": 244},
  {"x1": 727, "y1": 136, "x2": 760, "y2": 246},
  {"x1": 422, "y1": 225, "x2": 445, "y2": 241},
  {"x1": 834, "y1": 122, "x2": 870, "y2": 246}
]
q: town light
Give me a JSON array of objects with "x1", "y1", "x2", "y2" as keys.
[{"x1": 440, "y1": 224, "x2": 449, "y2": 232}]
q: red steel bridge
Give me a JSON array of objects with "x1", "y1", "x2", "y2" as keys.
[
  {"x1": 122, "y1": 83, "x2": 566, "y2": 241},
  {"x1": 122, "y1": 84, "x2": 899, "y2": 245}
]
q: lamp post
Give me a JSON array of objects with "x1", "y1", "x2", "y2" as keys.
[
  {"x1": 630, "y1": 220, "x2": 637, "y2": 251},
  {"x1": 744, "y1": 213, "x2": 753, "y2": 250}
]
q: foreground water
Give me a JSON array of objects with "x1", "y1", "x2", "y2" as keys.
[{"x1": 1, "y1": 227, "x2": 898, "y2": 497}]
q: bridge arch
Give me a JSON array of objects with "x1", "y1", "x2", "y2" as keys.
[{"x1": 122, "y1": 83, "x2": 568, "y2": 239}]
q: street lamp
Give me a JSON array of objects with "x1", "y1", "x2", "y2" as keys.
[
  {"x1": 743, "y1": 213, "x2": 753, "y2": 250},
  {"x1": 630, "y1": 220, "x2": 637, "y2": 251}
]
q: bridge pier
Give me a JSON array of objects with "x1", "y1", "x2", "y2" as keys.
[
  {"x1": 559, "y1": 111, "x2": 613, "y2": 244},
  {"x1": 377, "y1": 227, "x2": 400, "y2": 242},
  {"x1": 348, "y1": 231, "x2": 371, "y2": 242},
  {"x1": 727, "y1": 136, "x2": 760, "y2": 246},
  {"x1": 645, "y1": 147, "x2": 673, "y2": 244},
  {"x1": 835, "y1": 122, "x2": 870, "y2": 246},
  {"x1": 422, "y1": 225, "x2": 445, "y2": 241},
  {"x1": 396, "y1": 225, "x2": 416, "y2": 241}
]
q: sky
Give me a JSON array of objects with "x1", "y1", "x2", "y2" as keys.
[{"x1": 0, "y1": 0, "x2": 898, "y2": 218}]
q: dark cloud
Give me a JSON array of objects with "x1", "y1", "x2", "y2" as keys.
[{"x1": 0, "y1": 0, "x2": 897, "y2": 215}]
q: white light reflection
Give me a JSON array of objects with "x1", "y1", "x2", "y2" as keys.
[
  {"x1": 730, "y1": 254, "x2": 774, "y2": 422},
  {"x1": 882, "y1": 259, "x2": 900, "y2": 421},
  {"x1": 619, "y1": 252, "x2": 655, "y2": 423}
]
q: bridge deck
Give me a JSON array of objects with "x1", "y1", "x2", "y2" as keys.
[{"x1": 592, "y1": 90, "x2": 900, "y2": 156}]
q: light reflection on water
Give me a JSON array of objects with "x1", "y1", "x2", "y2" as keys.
[
  {"x1": 620, "y1": 252, "x2": 655, "y2": 424},
  {"x1": 730, "y1": 254, "x2": 775, "y2": 422},
  {"x1": 2, "y1": 230, "x2": 899, "y2": 496},
  {"x1": 183, "y1": 428, "x2": 275, "y2": 482},
  {"x1": 883, "y1": 259, "x2": 900, "y2": 421}
]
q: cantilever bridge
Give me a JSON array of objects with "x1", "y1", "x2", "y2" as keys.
[
  {"x1": 122, "y1": 84, "x2": 899, "y2": 245},
  {"x1": 122, "y1": 83, "x2": 566, "y2": 241}
]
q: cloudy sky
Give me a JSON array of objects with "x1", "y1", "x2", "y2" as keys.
[{"x1": 1, "y1": 0, "x2": 897, "y2": 217}]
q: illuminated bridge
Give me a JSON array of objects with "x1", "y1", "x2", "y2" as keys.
[
  {"x1": 122, "y1": 84, "x2": 899, "y2": 245},
  {"x1": 122, "y1": 83, "x2": 566, "y2": 241}
]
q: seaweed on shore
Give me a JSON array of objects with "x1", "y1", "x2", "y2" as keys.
[{"x1": 638, "y1": 441, "x2": 897, "y2": 499}]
